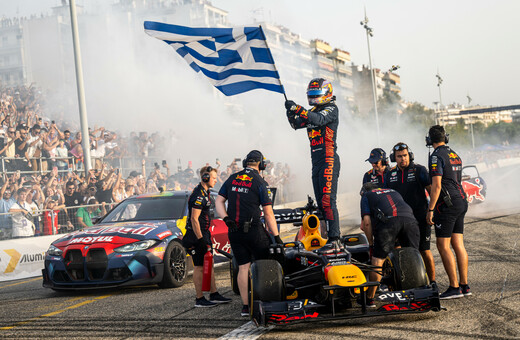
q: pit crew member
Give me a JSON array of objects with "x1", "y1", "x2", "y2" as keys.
[
  {"x1": 215, "y1": 150, "x2": 282, "y2": 317},
  {"x1": 285, "y1": 78, "x2": 341, "y2": 250},
  {"x1": 363, "y1": 148, "x2": 389, "y2": 186},
  {"x1": 386, "y1": 142, "x2": 436, "y2": 283},
  {"x1": 426, "y1": 125, "x2": 470, "y2": 299},
  {"x1": 182, "y1": 166, "x2": 231, "y2": 307},
  {"x1": 360, "y1": 182, "x2": 419, "y2": 306}
]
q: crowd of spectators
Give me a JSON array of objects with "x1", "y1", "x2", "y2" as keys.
[{"x1": 0, "y1": 84, "x2": 293, "y2": 240}]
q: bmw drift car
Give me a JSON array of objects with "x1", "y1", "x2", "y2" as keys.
[{"x1": 42, "y1": 190, "x2": 228, "y2": 290}]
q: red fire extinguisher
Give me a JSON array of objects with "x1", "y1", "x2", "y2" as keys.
[{"x1": 202, "y1": 245, "x2": 213, "y2": 292}]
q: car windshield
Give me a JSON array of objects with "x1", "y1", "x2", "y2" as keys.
[{"x1": 100, "y1": 196, "x2": 186, "y2": 223}]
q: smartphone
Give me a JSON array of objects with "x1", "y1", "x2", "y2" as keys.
[
  {"x1": 162, "y1": 160, "x2": 167, "y2": 167},
  {"x1": 234, "y1": 158, "x2": 241, "y2": 162},
  {"x1": 216, "y1": 158, "x2": 219, "y2": 163}
]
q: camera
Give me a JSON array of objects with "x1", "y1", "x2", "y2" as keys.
[{"x1": 154, "y1": 162, "x2": 160, "y2": 169}]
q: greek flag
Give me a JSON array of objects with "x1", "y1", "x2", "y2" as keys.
[{"x1": 144, "y1": 21, "x2": 285, "y2": 96}]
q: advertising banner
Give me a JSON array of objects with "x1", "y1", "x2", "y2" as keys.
[{"x1": 0, "y1": 235, "x2": 62, "y2": 282}]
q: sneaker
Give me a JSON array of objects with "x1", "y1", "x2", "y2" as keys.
[
  {"x1": 241, "y1": 305, "x2": 249, "y2": 317},
  {"x1": 460, "y1": 284, "x2": 472, "y2": 296},
  {"x1": 439, "y1": 286, "x2": 464, "y2": 300},
  {"x1": 195, "y1": 296, "x2": 217, "y2": 308},
  {"x1": 209, "y1": 292, "x2": 232, "y2": 304},
  {"x1": 357, "y1": 296, "x2": 377, "y2": 309}
]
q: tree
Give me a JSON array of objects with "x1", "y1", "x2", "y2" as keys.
[{"x1": 402, "y1": 102, "x2": 435, "y2": 129}]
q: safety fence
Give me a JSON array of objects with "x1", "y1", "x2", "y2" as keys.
[{"x1": 0, "y1": 202, "x2": 116, "y2": 241}]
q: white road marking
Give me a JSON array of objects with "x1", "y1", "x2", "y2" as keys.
[{"x1": 218, "y1": 321, "x2": 274, "y2": 340}]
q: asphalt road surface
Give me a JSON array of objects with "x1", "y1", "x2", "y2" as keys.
[{"x1": 0, "y1": 166, "x2": 518, "y2": 339}]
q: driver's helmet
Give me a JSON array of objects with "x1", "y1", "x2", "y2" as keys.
[{"x1": 306, "y1": 78, "x2": 333, "y2": 106}]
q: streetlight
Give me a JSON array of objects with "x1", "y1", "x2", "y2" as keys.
[
  {"x1": 436, "y1": 71, "x2": 443, "y2": 125},
  {"x1": 360, "y1": 9, "x2": 380, "y2": 144}
]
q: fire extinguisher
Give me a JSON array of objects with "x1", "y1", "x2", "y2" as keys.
[{"x1": 202, "y1": 245, "x2": 213, "y2": 292}]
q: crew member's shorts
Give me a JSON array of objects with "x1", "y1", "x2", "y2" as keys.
[
  {"x1": 373, "y1": 216, "x2": 420, "y2": 259},
  {"x1": 182, "y1": 228, "x2": 212, "y2": 267},
  {"x1": 434, "y1": 199, "x2": 468, "y2": 238},
  {"x1": 229, "y1": 225, "x2": 270, "y2": 266},
  {"x1": 413, "y1": 212, "x2": 431, "y2": 251}
]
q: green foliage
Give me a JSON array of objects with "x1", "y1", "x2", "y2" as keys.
[{"x1": 402, "y1": 102, "x2": 435, "y2": 128}]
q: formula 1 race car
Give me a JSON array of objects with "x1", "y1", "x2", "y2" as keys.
[
  {"x1": 228, "y1": 198, "x2": 443, "y2": 326},
  {"x1": 462, "y1": 165, "x2": 487, "y2": 204}
]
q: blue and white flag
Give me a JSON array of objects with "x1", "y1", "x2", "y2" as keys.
[{"x1": 144, "y1": 21, "x2": 285, "y2": 96}]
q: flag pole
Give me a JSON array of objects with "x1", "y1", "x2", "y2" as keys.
[{"x1": 259, "y1": 25, "x2": 287, "y2": 101}]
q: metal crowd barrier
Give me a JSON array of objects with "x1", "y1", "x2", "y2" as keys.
[
  {"x1": 0, "y1": 202, "x2": 116, "y2": 241},
  {"x1": 0, "y1": 156, "x2": 163, "y2": 177}
]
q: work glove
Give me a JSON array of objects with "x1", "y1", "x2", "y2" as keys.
[
  {"x1": 284, "y1": 100, "x2": 297, "y2": 111},
  {"x1": 274, "y1": 235, "x2": 283, "y2": 245},
  {"x1": 223, "y1": 216, "x2": 238, "y2": 232}
]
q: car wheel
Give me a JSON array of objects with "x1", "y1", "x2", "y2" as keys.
[
  {"x1": 249, "y1": 259, "x2": 284, "y2": 318},
  {"x1": 383, "y1": 247, "x2": 429, "y2": 291},
  {"x1": 158, "y1": 241, "x2": 187, "y2": 288},
  {"x1": 230, "y1": 254, "x2": 240, "y2": 295}
]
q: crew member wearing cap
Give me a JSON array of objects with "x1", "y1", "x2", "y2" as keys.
[
  {"x1": 385, "y1": 142, "x2": 436, "y2": 283},
  {"x1": 284, "y1": 78, "x2": 341, "y2": 249},
  {"x1": 359, "y1": 182, "x2": 419, "y2": 307},
  {"x1": 216, "y1": 150, "x2": 282, "y2": 317},
  {"x1": 182, "y1": 165, "x2": 231, "y2": 308},
  {"x1": 363, "y1": 148, "x2": 389, "y2": 186}
]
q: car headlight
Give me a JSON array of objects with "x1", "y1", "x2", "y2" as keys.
[
  {"x1": 113, "y1": 240, "x2": 157, "y2": 253},
  {"x1": 47, "y1": 244, "x2": 63, "y2": 257}
]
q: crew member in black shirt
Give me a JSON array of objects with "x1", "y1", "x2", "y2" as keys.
[
  {"x1": 363, "y1": 148, "x2": 388, "y2": 186},
  {"x1": 386, "y1": 142, "x2": 436, "y2": 283},
  {"x1": 216, "y1": 150, "x2": 282, "y2": 317},
  {"x1": 182, "y1": 165, "x2": 231, "y2": 308},
  {"x1": 360, "y1": 183, "x2": 419, "y2": 306},
  {"x1": 426, "y1": 125, "x2": 470, "y2": 299}
]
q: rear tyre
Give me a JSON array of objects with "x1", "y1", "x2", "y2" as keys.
[
  {"x1": 249, "y1": 259, "x2": 285, "y2": 317},
  {"x1": 383, "y1": 247, "x2": 429, "y2": 291},
  {"x1": 158, "y1": 241, "x2": 187, "y2": 288}
]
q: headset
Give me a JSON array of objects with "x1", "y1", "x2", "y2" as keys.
[
  {"x1": 242, "y1": 151, "x2": 266, "y2": 170},
  {"x1": 378, "y1": 148, "x2": 389, "y2": 166},
  {"x1": 390, "y1": 143, "x2": 415, "y2": 163},
  {"x1": 201, "y1": 166, "x2": 213, "y2": 183},
  {"x1": 425, "y1": 127, "x2": 449, "y2": 146}
]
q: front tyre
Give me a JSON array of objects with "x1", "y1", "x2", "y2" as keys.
[
  {"x1": 383, "y1": 247, "x2": 429, "y2": 291},
  {"x1": 158, "y1": 241, "x2": 187, "y2": 288},
  {"x1": 249, "y1": 259, "x2": 285, "y2": 318}
]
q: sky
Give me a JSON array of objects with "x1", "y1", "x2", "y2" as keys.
[{"x1": 2, "y1": 0, "x2": 519, "y2": 108}]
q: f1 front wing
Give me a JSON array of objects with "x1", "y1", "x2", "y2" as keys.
[{"x1": 251, "y1": 286, "x2": 443, "y2": 327}]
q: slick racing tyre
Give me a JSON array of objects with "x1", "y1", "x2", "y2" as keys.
[
  {"x1": 158, "y1": 241, "x2": 187, "y2": 288},
  {"x1": 230, "y1": 253, "x2": 240, "y2": 295},
  {"x1": 383, "y1": 247, "x2": 429, "y2": 291},
  {"x1": 249, "y1": 259, "x2": 285, "y2": 317}
]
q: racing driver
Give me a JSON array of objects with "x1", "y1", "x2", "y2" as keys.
[{"x1": 285, "y1": 78, "x2": 341, "y2": 250}]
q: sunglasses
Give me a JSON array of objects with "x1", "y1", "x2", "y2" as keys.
[{"x1": 394, "y1": 143, "x2": 408, "y2": 151}]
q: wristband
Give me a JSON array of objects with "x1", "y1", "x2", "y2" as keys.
[{"x1": 428, "y1": 209, "x2": 434, "y2": 212}]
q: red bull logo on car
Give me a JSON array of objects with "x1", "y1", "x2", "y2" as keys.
[{"x1": 462, "y1": 179, "x2": 485, "y2": 203}]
